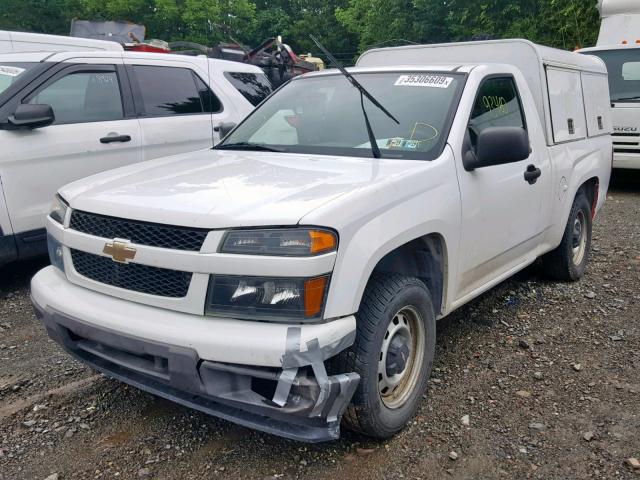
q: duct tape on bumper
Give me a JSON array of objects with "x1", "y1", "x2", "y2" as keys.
[{"x1": 32, "y1": 298, "x2": 360, "y2": 442}]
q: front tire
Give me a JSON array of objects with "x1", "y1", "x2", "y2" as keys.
[
  {"x1": 333, "y1": 274, "x2": 436, "y2": 439},
  {"x1": 541, "y1": 191, "x2": 592, "y2": 281}
]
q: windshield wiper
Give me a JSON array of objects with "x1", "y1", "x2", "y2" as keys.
[
  {"x1": 216, "y1": 142, "x2": 285, "y2": 152},
  {"x1": 612, "y1": 95, "x2": 640, "y2": 103},
  {"x1": 310, "y1": 34, "x2": 399, "y2": 159}
]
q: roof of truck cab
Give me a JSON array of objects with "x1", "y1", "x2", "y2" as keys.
[
  {"x1": 299, "y1": 64, "x2": 476, "y2": 79},
  {"x1": 357, "y1": 39, "x2": 609, "y2": 147},
  {"x1": 357, "y1": 39, "x2": 607, "y2": 74},
  {"x1": 0, "y1": 50, "x2": 264, "y2": 73}
]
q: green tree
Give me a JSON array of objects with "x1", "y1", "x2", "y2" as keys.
[
  {"x1": 446, "y1": 0, "x2": 599, "y2": 49},
  {"x1": 248, "y1": 0, "x2": 357, "y2": 61},
  {"x1": 539, "y1": 0, "x2": 600, "y2": 49},
  {"x1": 336, "y1": 0, "x2": 450, "y2": 52},
  {"x1": 0, "y1": 0, "x2": 75, "y2": 35},
  {"x1": 69, "y1": 0, "x2": 255, "y2": 44},
  {"x1": 0, "y1": 0, "x2": 602, "y2": 58}
]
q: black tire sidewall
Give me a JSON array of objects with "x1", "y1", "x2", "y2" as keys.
[
  {"x1": 564, "y1": 193, "x2": 592, "y2": 279},
  {"x1": 359, "y1": 280, "x2": 436, "y2": 437}
]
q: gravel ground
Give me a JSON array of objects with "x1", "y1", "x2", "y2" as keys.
[{"x1": 1, "y1": 171, "x2": 639, "y2": 480}]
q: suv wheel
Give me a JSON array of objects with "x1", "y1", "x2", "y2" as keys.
[
  {"x1": 541, "y1": 191, "x2": 592, "y2": 281},
  {"x1": 332, "y1": 274, "x2": 436, "y2": 439}
]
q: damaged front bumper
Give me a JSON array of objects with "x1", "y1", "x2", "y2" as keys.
[{"x1": 31, "y1": 267, "x2": 360, "y2": 442}]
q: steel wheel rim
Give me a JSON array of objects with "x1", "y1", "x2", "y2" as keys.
[
  {"x1": 378, "y1": 306, "x2": 425, "y2": 409},
  {"x1": 572, "y1": 210, "x2": 587, "y2": 265}
]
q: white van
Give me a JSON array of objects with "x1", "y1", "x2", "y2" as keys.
[
  {"x1": 0, "y1": 50, "x2": 272, "y2": 266},
  {"x1": 0, "y1": 30, "x2": 123, "y2": 54},
  {"x1": 32, "y1": 40, "x2": 612, "y2": 442}
]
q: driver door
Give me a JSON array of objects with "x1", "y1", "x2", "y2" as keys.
[
  {"x1": 455, "y1": 75, "x2": 548, "y2": 300},
  {"x1": 0, "y1": 61, "x2": 141, "y2": 242}
]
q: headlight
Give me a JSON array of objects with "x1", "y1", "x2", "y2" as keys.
[
  {"x1": 49, "y1": 194, "x2": 69, "y2": 225},
  {"x1": 206, "y1": 274, "x2": 329, "y2": 322},
  {"x1": 47, "y1": 234, "x2": 65, "y2": 272},
  {"x1": 220, "y1": 228, "x2": 337, "y2": 256}
]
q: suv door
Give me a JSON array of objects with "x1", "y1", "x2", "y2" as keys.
[
  {"x1": 125, "y1": 60, "x2": 227, "y2": 160},
  {"x1": 455, "y1": 75, "x2": 549, "y2": 299},
  {"x1": 0, "y1": 61, "x2": 141, "y2": 246}
]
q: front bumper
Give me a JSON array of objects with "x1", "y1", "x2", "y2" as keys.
[
  {"x1": 613, "y1": 152, "x2": 640, "y2": 170},
  {"x1": 31, "y1": 267, "x2": 360, "y2": 442}
]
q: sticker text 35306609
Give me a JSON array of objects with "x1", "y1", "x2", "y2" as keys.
[{"x1": 394, "y1": 74, "x2": 453, "y2": 88}]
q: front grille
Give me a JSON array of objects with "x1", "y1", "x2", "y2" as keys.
[
  {"x1": 70, "y1": 210, "x2": 209, "y2": 251},
  {"x1": 71, "y1": 249, "x2": 192, "y2": 298},
  {"x1": 614, "y1": 148, "x2": 640, "y2": 154}
]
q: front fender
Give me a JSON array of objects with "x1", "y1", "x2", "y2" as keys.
[{"x1": 301, "y1": 148, "x2": 462, "y2": 319}]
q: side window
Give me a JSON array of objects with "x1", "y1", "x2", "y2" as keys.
[
  {"x1": 29, "y1": 71, "x2": 123, "y2": 125},
  {"x1": 193, "y1": 74, "x2": 223, "y2": 113},
  {"x1": 223, "y1": 72, "x2": 273, "y2": 106},
  {"x1": 469, "y1": 77, "x2": 525, "y2": 144},
  {"x1": 132, "y1": 65, "x2": 208, "y2": 116}
]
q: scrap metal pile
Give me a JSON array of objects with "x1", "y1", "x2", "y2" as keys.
[{"x1": 70, "y1": 20, "x2": 323, "y2": 87}]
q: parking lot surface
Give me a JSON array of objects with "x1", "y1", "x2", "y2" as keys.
[{"x1": 1, "y1": 172, "x2": 639, "y2": 480}]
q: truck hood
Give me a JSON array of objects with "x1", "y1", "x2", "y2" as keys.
[{"x1": 60, "y1": 149, "x2": 427, "y2": 229}]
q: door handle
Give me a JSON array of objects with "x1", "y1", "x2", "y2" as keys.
[
  {"x1": 100, "y1": 134, "x2": 131, "y2": 144},
  {"x1": 524, "y1": 164, "x2": 542, "y2": 185}
]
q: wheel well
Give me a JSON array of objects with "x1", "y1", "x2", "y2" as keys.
[
  {"x1": 369, "y1": 234, "x2": 446, "y2": 316},
  {"x1": 580, "y1": 177, "x2": 599, "y2": 217}
]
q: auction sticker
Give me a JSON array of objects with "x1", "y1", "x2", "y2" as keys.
[
  {"x1": 395, "y1": 74, "x2": 453, "y2": 88},
  {"x1": 0, "y1": 66, "x2": 25, "y2": 77}
]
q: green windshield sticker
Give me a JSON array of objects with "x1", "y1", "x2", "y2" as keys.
[
  {"x1": 386, "y1": 122, "x2": 439, "y2": 150},
  {"x1": 395, "y1": 74, "x2": 453, "y2": 88},
  {"x1": 0, "y1": 66, "x2": 25, "y2": 77}
]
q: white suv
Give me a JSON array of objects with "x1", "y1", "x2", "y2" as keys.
[{"x1": 0, "y1": 50, "x2": 271, "y2": 266}]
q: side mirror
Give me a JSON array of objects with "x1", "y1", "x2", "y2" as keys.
[
  {"x1": 214, "y1": 122, "x2": 237, "y2": 139},
  {"x1": 463, "y1": 126, "x2": 530, "y2": 171},
  {"x1": 8, "y1": 104, "x2": 55, "y2": 129}
]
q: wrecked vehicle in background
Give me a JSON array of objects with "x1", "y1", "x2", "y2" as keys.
[
  {"x1": 171, "y1": 35, "x2": 323, "y2": 87},
  {"x1": 71, "y1": 20, "x2": 322, "y2": 87},
  {"x1": 32, "y1": 39, "x2": 612, "y2": 442}
]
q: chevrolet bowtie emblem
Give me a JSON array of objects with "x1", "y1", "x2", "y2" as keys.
[{"x1": 103, "y1": 240, "x2": 136, "y2": 263}]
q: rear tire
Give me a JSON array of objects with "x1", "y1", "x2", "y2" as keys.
[
  {"x1": 541, "y1": 191, "x2": 592, "y2": 281},
  {"x1": 332, "y1": 274, "x2": 436, "y2": 439}
]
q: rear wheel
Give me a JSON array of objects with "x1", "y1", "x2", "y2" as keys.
[
  {"x1": 332, "y1": 274, "x2": 436, "y2": 439},
  {"x1": 541, "y1": 191, "x2": 592, "y2": 281}
]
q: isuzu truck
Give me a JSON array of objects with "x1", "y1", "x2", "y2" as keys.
[{"x1": 580, "y1": 0, "x2": 640, "y2": 169}]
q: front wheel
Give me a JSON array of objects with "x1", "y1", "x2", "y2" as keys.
[
  {"x1": 332, "y1": 274, "x2": 436, "y2": 439},
  {"x1": 541, "y1": 191, "x2": 592, "y2": 281}
]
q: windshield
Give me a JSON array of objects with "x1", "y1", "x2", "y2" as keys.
[
  {"x1": 0, "y1": 63, "x2": 36, "y2": 95},
  {"x1": 585, "y1": 49, "x2": 640, "y2": 102},
  {"x1": 218, "y1": 71, "x2": 465, "y2": 160}
]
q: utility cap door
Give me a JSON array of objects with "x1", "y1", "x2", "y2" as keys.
[{"x1": 546, "y1": 67, "x2": 587, "y2": 144}]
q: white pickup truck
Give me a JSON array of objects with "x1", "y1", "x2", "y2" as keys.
[{"x1": 31, "y1": 40, "x2": 612, "y2": 442}]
